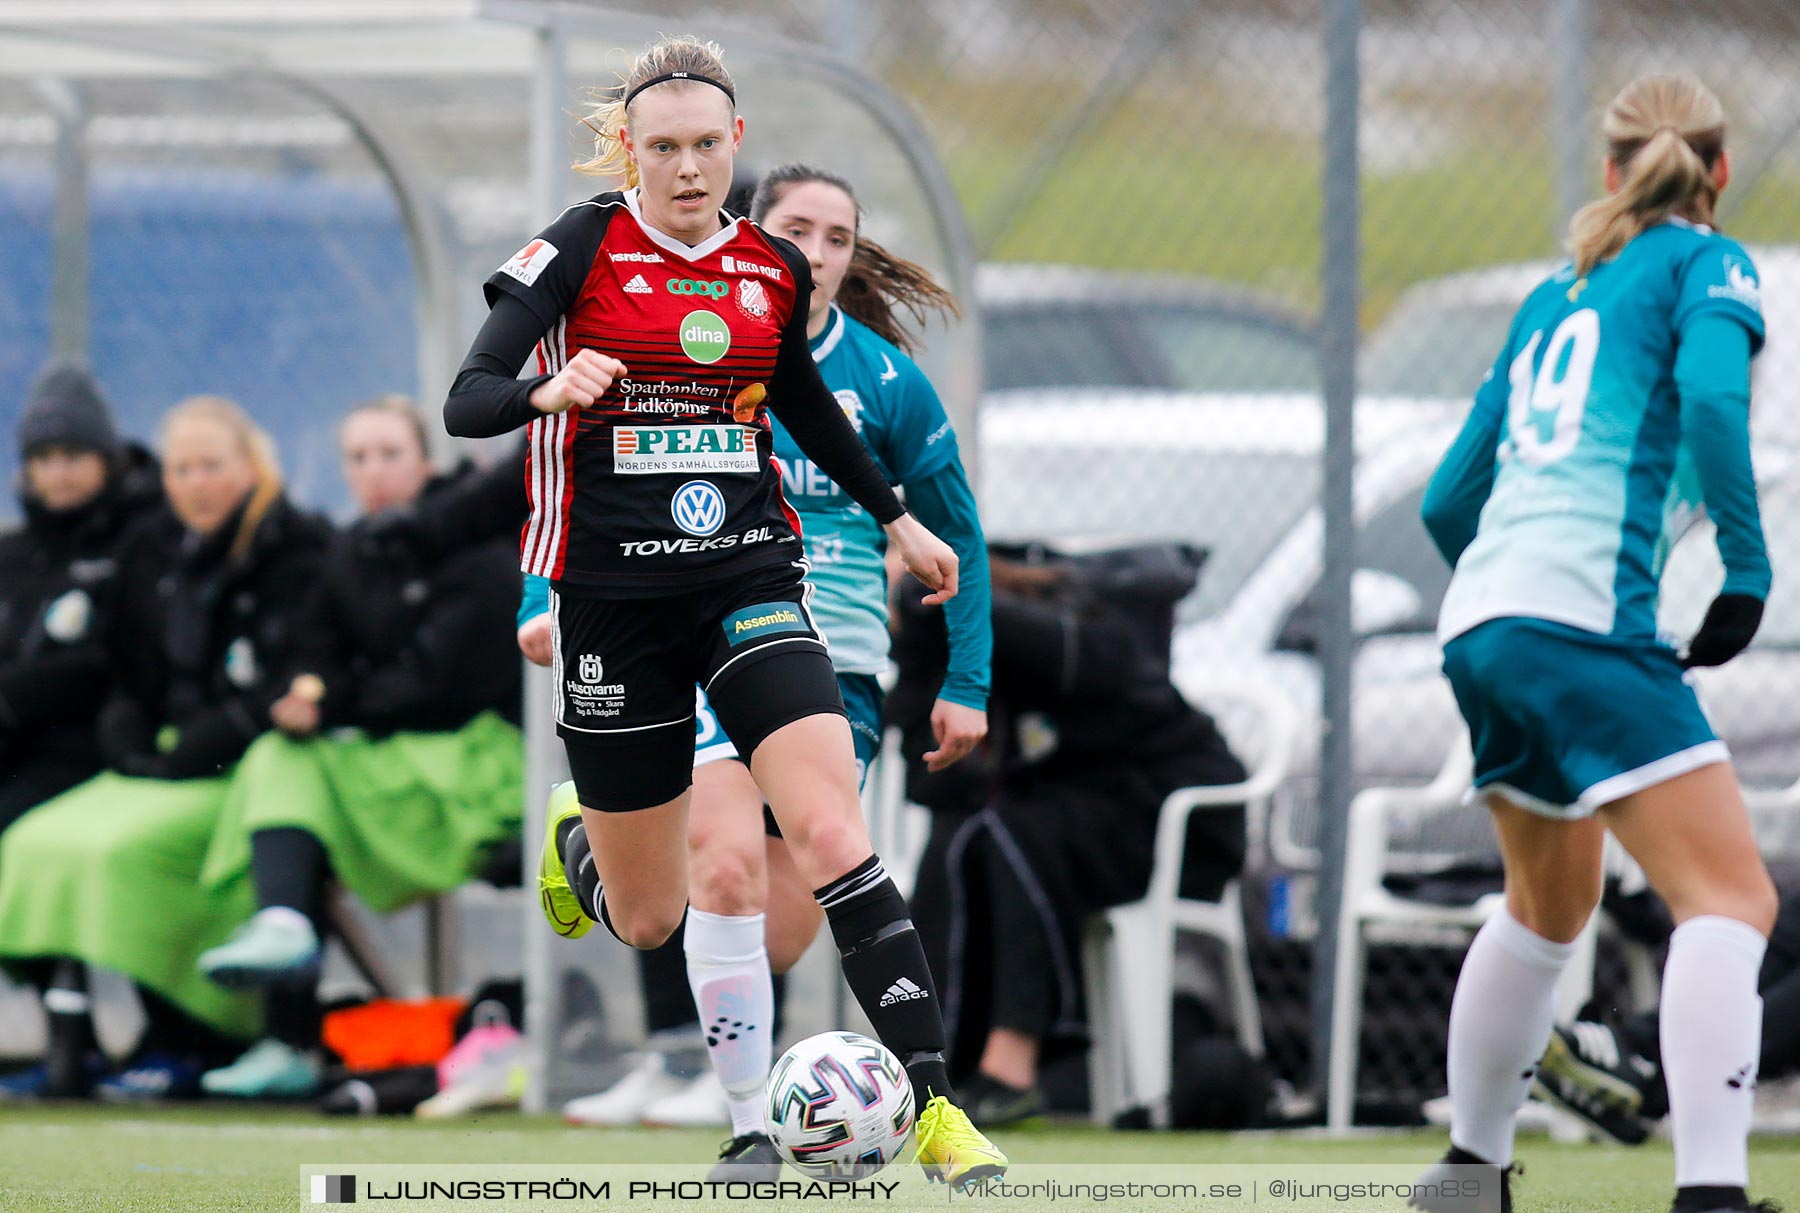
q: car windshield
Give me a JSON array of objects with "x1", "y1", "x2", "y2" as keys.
[
  {"x1": 1661, "y1": 475, "x2": 1800, "y2": 648},
  {"x1": 1360, "y1": 295, "x2": 1519, "y2": 400},
  {"x1": 977, "y1": 436, "x2": 1318, "y2": 622},
  {"x1": 1128, "y1": 305, "x2": 1319, "y2": 394},
  {"x1": 983, "y1": 303, "x2": 1317, "y2": 394}
]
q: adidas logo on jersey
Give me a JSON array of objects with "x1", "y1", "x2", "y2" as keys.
[
  {"x1": 879, "y1": 978, "x2": 929, "y2": 1006},
  {"x1": 624, "y1": 274, "x2": 652, "y2": 295}
]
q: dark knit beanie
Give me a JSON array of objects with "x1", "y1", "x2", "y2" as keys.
[{"x1": 17, "y1": 361, "x2": 121, "y2": 461}]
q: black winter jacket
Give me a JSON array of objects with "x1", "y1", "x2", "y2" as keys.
[
  {"x1": 0, "y1": 445, "x2": 162, "y2": 768},
  {"x1": 302, "y1": 467, "x2": 523, "y2": 735},
  {"x1": 891, "y1": 570, "x2": 1249, "y2": 892},
  {"x1": 97, "y1": 494, "x2": 333, "y2": 780}
]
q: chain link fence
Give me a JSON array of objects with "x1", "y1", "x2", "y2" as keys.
[
  {"x1": 796, "y1": 0, "x2": 1800, "y2": 1119},
  {"x1": 5, "y1": 0, "x2": 1800, "y2": 1124}
]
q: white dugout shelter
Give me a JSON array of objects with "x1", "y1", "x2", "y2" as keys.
[{"x1": 0, "y1": 0, "x2": 979, "y2": 1109}]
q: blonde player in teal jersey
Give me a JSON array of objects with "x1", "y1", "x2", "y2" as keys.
[{"x1": 1412, "y1": 76, "x2": 1778, "y2": 1213}]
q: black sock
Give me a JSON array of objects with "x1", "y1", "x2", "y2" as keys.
[
  {"x1": 250, "y1": 827, "x2": 329, "y2": 922},
  {"x1": 816, "y1": 856, "x2": 956, "y2": 1109},
  {"x1": 638, "y1": 919, "x2": 699, "y2": 1033},
  {"x1": 559, "y1": 818, "x2": 607, "y2": 926},
  {"x1": 1672, "y1": 1186, "x2": 1747, "y2": 1213},
  {"x1": 43, "y1": 960, "x2": 95, "y2": 1094}
]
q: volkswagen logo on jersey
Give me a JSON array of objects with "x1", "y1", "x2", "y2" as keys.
[
  {"x1": 671, "y1": 480, "x2": 727, "y2": 536},
  {"x1": 667, "y1": 278, "x2": 730, "y2": 298},
  {"x1": 680, "y1": 310, "x2": 732, "y2": 364}
]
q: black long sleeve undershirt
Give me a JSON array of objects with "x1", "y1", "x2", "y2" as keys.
[
  {"x1": 442, "y1": 280, "x2": 906, "y2": 525},
  {"x1": 443, "y1": 295, "x2": 551, "y2": 439}
]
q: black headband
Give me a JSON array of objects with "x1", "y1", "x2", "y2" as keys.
[{"x1": 624, "y1": 71, "x2": 735, "y2": 109}]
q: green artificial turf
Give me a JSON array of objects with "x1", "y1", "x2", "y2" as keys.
[{"x1": 3, "y1": 1104, "x2": 1797, "y2": 1211}]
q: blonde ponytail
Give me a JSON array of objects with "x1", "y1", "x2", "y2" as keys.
[
  {"x1": 575, "y1": 35, "x2": 735, "y2": 187},
  {"x1": 1568, "y1": 74, "x2": 1726, "y2": 275}
]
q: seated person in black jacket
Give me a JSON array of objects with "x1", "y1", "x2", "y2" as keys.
[
  {"x1": 0, "y1": 396, "x2": 332, "y2": 1100},
  {"x1": 0, "y1": 362, "x2": 161, "y2": 831},
  {"x1": 191, "y1": 396, "x2": 524, "y2": 1100},
  {"x1": 894, "y1": 546, "x2": 1248, "y2": 1126}
]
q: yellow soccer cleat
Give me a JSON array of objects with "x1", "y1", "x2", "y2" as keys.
[
  {"x1": 538, "y1": 781, "x2": 592, "y2": 939},
  {"x1": 915, "y1": 1094, "x2": 1008, "y2": 1191}
]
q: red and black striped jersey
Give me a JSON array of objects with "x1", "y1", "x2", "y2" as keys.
[{"x1": 467, "y1": 189, "x2": 899, "y2": 595}]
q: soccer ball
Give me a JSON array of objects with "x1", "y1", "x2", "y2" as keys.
[{"x1": 763, "y1": 1031, "x2": 915, "y2": 1182}]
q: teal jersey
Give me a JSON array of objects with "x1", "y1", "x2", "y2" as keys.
[
  {"x1": 771, "y1": 307, "x2": 960, "y2": 674},
  {"x1": 1437, "y1": 221, "x2": 1767, "y2": 643}
]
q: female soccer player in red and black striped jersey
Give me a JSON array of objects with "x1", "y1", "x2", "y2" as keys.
[{"x1": 444, "y1": 35, "x2": 1005, "y2": 1187}]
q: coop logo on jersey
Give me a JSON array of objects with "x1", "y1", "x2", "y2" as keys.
[
  {"x1": 680, "y1": 311, "x2": 732, "y2": 364},
  {"x1": 671, "y1": 480, "x2": 727, "y2": 535},
  {"x1": 1709, "y1": 253, "x2": 1762, "y2": 311},
  {"x1": 834, "y1": 389, "x2": 864, "y2": 432},
  {"x1": 722, "y1": 255, "x2": 783, "y2": 281},
  {"x1": 613, "y1": 425, "x2": 757, "y2": 474},
  {"x1": 498, "y1": 238, "x2": 558, "y2": 287},
  {"x1": 723, "y1": 601, "x2": 810, "y2": 646},
  {"x1": 667, "y1": 278, "x2": 730, "y2": 298},
  {"x1": 736, "y1": 278, "x2": 771, "y2": 319}
]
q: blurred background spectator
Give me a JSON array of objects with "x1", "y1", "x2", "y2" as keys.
[
  {"x1": 0, "y1": 397, "x2": 328, "y2": 1100},
  {"x1": 893, "y1": 544, "x2": 1249, "y2": 1126},
  {"x1": 191, "y1": 395, "x2": 523, "y2": 1101},
  {"x1": 0, "y1": 361, "x2": 159, "y2": 831}
]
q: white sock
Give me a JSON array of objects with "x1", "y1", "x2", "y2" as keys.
[
  {"x1": 1447, "y1": 907, "x2": 1576, "y2": 1165},
  {"x1": 1662, "y1": 915, "x2": 1766, "y2": 1189},
  {"x1": 685, "y1": 908, "x2": 774, "y2": 1138}
]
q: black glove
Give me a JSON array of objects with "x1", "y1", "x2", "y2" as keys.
[{"x1": 1681, "y1": 592, "x2": 1765, "y2": 669}]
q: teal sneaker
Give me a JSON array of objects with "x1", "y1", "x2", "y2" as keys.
[
  {"x1": 199, "y1": 908, "x2": 322, "y2": 988},
  {"x1": 539, "y1": 782, "x2": 593, "y2": 939},
  {"x1": 201, "y1": 1040, "x2": 322, "y2": 1100}
]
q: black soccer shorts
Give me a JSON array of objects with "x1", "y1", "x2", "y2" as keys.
[{"x1": 551, "y1": 561, "x2": 845, "y2": 811}]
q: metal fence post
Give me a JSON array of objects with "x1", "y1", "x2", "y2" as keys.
[
  {"x1": 1313, "y1": 0, "x2": 1361, "y2": 1125},
  {"x1": 39, "y1": 77, "x2": 88, "y2": 363},
  {"x1": 1552, "y1": 0, "x2": 1591, "y2": 236},
  {"x1": 518, "y1": 21, "x2": 569, "y2": 1117}
]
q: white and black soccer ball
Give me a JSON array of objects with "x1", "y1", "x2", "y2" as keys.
[{"x1": 764, "y1": 1031, "x2": 915, "y2": 1182}]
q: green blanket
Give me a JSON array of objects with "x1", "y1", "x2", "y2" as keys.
[
  {"x1": 0, "y1": 713, "x2": 523, "y2": 1036},
  {"x1": 201, "y1": 712, "x2": 523, "y2": 913},
  {"x1": 0, "y1": 772, "x2": 260, "y2": 1037}
]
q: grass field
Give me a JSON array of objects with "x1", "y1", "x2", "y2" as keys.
[{"x1": 3, "y1": 1105, "x2": 1799, "y2": 1212}]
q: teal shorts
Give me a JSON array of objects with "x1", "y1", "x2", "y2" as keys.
[
  {"x1": 693, "y1": 672, "x2": 884, "y2": 790},
  {"x1": 1442, "y1": 617, "x2": 1728, "y2": 819}
]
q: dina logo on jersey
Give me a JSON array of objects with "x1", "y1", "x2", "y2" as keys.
[
  {"x1": 671, "y1": 480, "x2": 727, "y2": 536},
  {"x1": 680, "y1": 310, "x2": 732, "y2": 364},
  {"x1": 1709, "y1": 253, "x2": 1762, "y2": 311}
]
